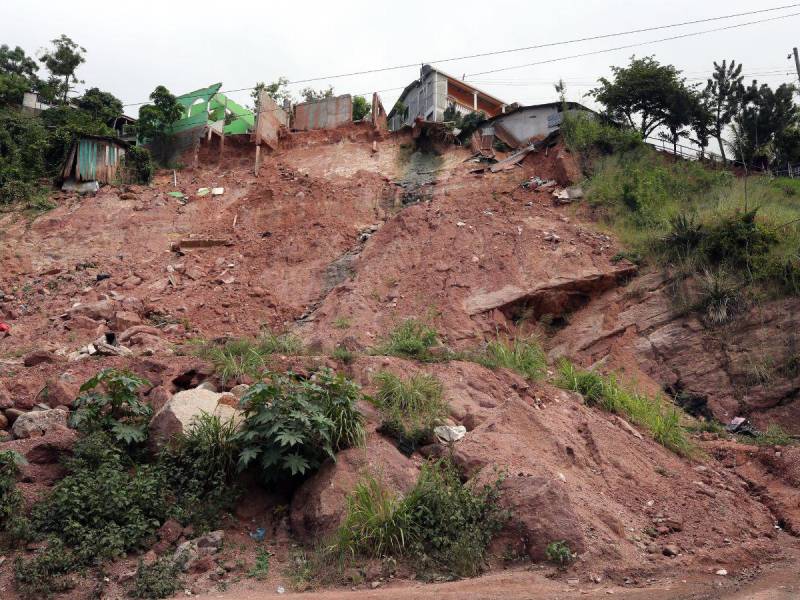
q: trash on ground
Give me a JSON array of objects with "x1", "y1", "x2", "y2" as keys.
[
  {"x1": 211, "y1": 187, "x2": 224, "y2": 196},
  {"x1": 196, "y1": 188, "x2": 210, "y2": 196},
  {"x1": 725, "y1": 417, "x2": 760, "y2": 436},
  {"x1": 249, "y1": 527, "x2": 266, "y2": 542},
  {"x1": 168, "y1": 191, "x2": 185, "y2": 198},
  {"x1": 434, "y1": 425, "x2": 467, "y2": 444}
]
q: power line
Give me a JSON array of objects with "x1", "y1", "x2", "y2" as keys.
[
  {"x1": 120, "y1": 4, "x2": 800, "y2": 108},
  {"x1": 464, "y1": 11, "x2": 800, "y2": 78}
]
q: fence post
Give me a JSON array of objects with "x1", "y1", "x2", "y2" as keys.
[{"x1": 789, "y1": 162, "x2": 794, "y2": 179}]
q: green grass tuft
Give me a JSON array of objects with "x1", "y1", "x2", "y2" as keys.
[
  {"x1": 556, "y1": 360, "x2": 694, "y2": 457},
  {"x1": 375, "y1": 319, "x2": 439, "y2": 361},
  {"x1": 196, "y1": 331, "x2": 304, "y2": 384},
  {"x1": 467, "y1": 337, "x2": 547, "y2": 380},
  {"x1": 373, "y1": 371, "x2": 447, "y2": 449}
]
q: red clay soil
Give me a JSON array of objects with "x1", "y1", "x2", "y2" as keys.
[{"x1": 0, "y1": 128, "x2": 798, "y2": 599}]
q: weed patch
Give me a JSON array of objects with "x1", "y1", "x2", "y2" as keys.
[
  {"x1": 331, "y1": 459, "x2": 506, "y2": 579},
  {"x1": 129, "y1": 558, "x2": 182, "y2": 599},
  {"x1": 467, "y1": 337, "x2": 546, "y2": 380},
  {"x1": 556, "y1": 360, "x2": 694, "y2": 457},
  {"x1": 375, "y1": 319, "x2": 439, "y2": 361},
  {"x1": 196, "y1": 331, "x2": 304, "y2": 384},
  {"x1": 373, "y1": 372, "x2": 446, "y2": 452},
  {"x1": 545, "y1": 540, "x2": 575, "y2": 567}
]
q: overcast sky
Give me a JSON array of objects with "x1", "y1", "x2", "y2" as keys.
[{"x1": 3, "y1": 0, "x2": 799, "y2": 117}]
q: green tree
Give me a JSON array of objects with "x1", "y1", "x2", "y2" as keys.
[
  {"x1": 657, "y1": 84, "x2": 696, "y2": 157},
  {"x1": 39, "y1": 35, "x2": 86, "y2": 104},
  {"x1": 137, "y1": 85, "x2": 183, "y2": 141},
  {"x1": 0, "y1": 44, "x2": 41, "y2": 106},
  {"x1": 74, "y1": 87, "x2": 123, "y2": 123},
  {"x1": 300, "y1": 85, "x2": 334, "y2": 103},
  {"x1": 689, "y1": 89, "x2": 714, "y2": 159},
  {"x1": 705, "y1": 60, "x2": 744, "y2": 163},
  {"x1": 352, "y1": 95, "x2": 370, "y2": 121},
  {"x1": 730, "y1": 81, "x2": 798, "y2": 169},
  {"x1": 251, "y1": 76, "x2": 292, "y2": 110},
  {"x1": 590, "y1": 55, "x2": 686, "y2": 138}
]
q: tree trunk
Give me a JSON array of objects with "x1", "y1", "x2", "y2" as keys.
[
  {"x1": 717, "y1": 136, "x2": 727, "y2": 164},
  {"x1": 63, "y1": 75, "x2": 69, "y2": 104}
]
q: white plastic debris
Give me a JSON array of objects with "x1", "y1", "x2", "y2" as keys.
[
  {"x1": 433, "y1": 425, "x2": 466, "y2": 444},
  {"x1": 211, "y1": 187, "x2": 225, "y2": 196},
  {"x1": 715, "y1": 569, "x2": 728, "y2": 576}
]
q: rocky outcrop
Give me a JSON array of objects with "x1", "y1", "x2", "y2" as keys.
[
  {"x1": 148, "y1": 387, "x2": 242, "y2": 450},
  {"x1": 289, "y1": 434, "x2": 419, "y2": 542},
  {"x1": 12, "y1": 408, "x2": 69, "y2": 439},
  {"x1": 550, "y1": 273, "x2": 800, "y2": 432}
]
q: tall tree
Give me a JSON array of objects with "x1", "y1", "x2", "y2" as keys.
[
  {"x1": 300, "y1": 86, "x2": 334, "y2": 103},
  {"x1": 0, "y1": 44, "x2": 41, "y2": 106},
  {"x1": 589, "y1": 55, "x2": 685, "y2": 138},
  {"x1": 729, "y1": 81, "x2": 798, "y2": 169},
  {"x1": 137, "y1": 85, "x2": 183, "y2": 141},
  {"x1": 39, "y1": 35, "x2": 86, "y2": 104},
  {"x1": 689, "y1": 89, "x2": 714, "y2": 160},
  {"x1": 658, "y1": 84, "x2": 696, "y2": 158},
  {"x1": 251, "y1": 76, "x2": 292, "y2": 110},
  {"x1": 352, "y1": 95, "x2": 370, "y2": 121},
  {"x1": 705, "y1": 60, "x2": 744, "y2": 163},
  {"x1": 74, "y1": 87, "x2": 123, "y2": 123}
]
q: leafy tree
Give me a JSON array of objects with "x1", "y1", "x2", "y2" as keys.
[
  {"x1": 352, "y1": 95, "x2": 371, "y2": 121},
  {"x1": 137, "y1": 85, "x2": 183, "y2": 163},
  {"x1": 590, "y1": 55, "x2": 686, "y2": 138},
  {"x1": 0, "y1": 109, "x2": 48, "y2": 203},
  {"x1": 0, "y1": 45, "x2": 41, "y2": 106},
  {"x1": 300, "y1": 85, "x2": 334, "y2": 103},
  {"x1": 658, "y1": 84, "x2": 696, "y2": 157},
  {"x1": 705, "y1": 60, "x2": 744, "y2": 163},
  {"x1": 74, "y1": 87, "x2": 122, "y2": 123},
  {"x1": 689, "y1": 89, "x2": 714, "y2": 159},
  {"x1": 38, "y1": 35, "x2": 86, "y2": 104},
  {"x1": 729, "y1": 81, "x2": 798, "y2": 169},
  {"x1": 251, "y1": 76, "x2": 292, "y2": 109}
]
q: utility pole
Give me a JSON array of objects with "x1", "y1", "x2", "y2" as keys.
[{"x1": 793, "y1": 48, "x2": 800, "y2": 87}]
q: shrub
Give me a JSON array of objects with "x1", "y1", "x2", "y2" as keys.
[
  {"x1": 130, "y1": 558, "x2": 182, "y2": 599},
  {"x1": 14, "y1": 538, "x2": 77, "y2": 598},
  {"x1": 373, "y1": 371, "x2": 446, "y2": 451},
  {"x1": 695, "y1": 269, "x2": 743, "y2": 326},
  {"x1": 376, "y1": 319, "x2": 439, "y2": 361},
  {"x1": 197, "y1": 331, "x2": 304, "y2": 384},
  {"x1": 28, "y1": 432, "x2": 169, "y2": 565},
  {"x1": 236, "y1": 369, "x2": 365, "y2": 483},
  {"x1": 332, "y1": 345, "x2": 356, "y2": 365},
  {"x1": 332, "y1": 459, "x2": 507, "y2": 578},
  {"x1": 561, "y1": 111, "x2": 642, "y2": 158},
  {"x1": 0, "y1": 450, "x2": 25, "y2": 530},
  {"x1": 747, "y1": 424, "x2": 795, "y2": 447},
  {"x1": 69, "y1": 369, "x2": 152, "y2": 446},
  {"x1": 701, "y1": 208, "x2": 778, "y2": 272},
  {"x1": 556, "y1": 360, "x2": 694, "y2": 457},
  {"x1": 122, "y1": 145, "x2": 154, "y2": 184},
  {"x1": 468, "y1": 337, "x2": 546, "y2": 380},
  {"x1": 545, "y1": 540, "x2": 574, "y2": 567},
  {"x1": 159, "y1": 413, "x2": 241, "y2": 529}
]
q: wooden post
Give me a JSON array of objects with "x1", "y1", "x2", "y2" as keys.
[{"x1": 254, "y1": 145, "x2": 261, "y2": 176}]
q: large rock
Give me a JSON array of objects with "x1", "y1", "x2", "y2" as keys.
[
  {"x1": 496, "y1": 475, "x2": 585, "y2": 561},
  {"x1": 67, "y1": 299, "x2": 116, "y2": 322},
  {"x1": 0, "y1": 383, "x2": 12, "y2": 410},
  {"x1": 12, "y1": 408, "x2": 69, "y2": 439},
  {"x1": 23, "y1": 350, "x2": 59, "y2": 367},
  {"x1": 42, "y1": 375, "x2": 80, "y2": 408},
  {"x1": 148, "y1": 387, "x2": 242, "y2": 450},
  {"x1": 290, "y1": 435, "x2": 419, "y2": 542}
]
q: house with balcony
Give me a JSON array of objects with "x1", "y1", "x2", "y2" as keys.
[{"x1": 388, "y1": 64, "x2": 508, "y2": 131}]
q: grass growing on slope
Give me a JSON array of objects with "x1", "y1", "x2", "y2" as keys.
[
  {"x1": 374, "y1": 319, "x2": 439, "y2": 361},
  {"x1": 195, "y1": 330, "x2": 304, "y2": 384},
  {"x1": 584, "y1": 146, "x2": 800, "y2": 307},
  {"x1": 467, "y1": 337, "x2": 547, "y2": 380},
  {"x1": 331, "y1": 459, "x2": 507, "y2": 578},
  {"x1": 556, "y1": 360, "x2": 694, "y2": 457},
  {"x1": 373, "y1": 371, "x2": 446, "y2": 450}
]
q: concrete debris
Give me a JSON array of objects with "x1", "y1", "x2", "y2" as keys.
[
  {"x1": 522, "y1": 176, "x2": 557, "y2": 190},
  {"x1": 543, "y1": 231, "x2": 561, "y2": 243},
  {"x1": 434, "y1": 425, "x2": 467, "y2": 444},
  {"x1": 68, "y1": 333, "x2": 133, "y2": 361},
  {"x1": 726, "y1": 417, "x2": 760, "y2": 436},
  {"x1": 61, "y1": 180, "x2": 99, "y2": 194},
  {"x1": 197, "y1": 188, "x2": 210, "y2": 196},
  {"x1": 211, "y1": 187, "x2": 225, "y2": 196}
]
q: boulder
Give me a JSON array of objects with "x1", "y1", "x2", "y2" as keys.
[
  {"x1": 68, "y1": 299, "x2": 116, "y2": 322},
  {"x1": 43, "y1": 375, "x2": 79, "y2": 408},
  {"x1": 496, "y1": 475, "x2": 585, "y2": 561},
  {"x1": 290, "y1": 435, "x2": 419, "y2": 542},
  {"x1": 173, "y1": 530, "x2": 224, "y2": 572},
  {"x1": 12, "y1": 408, "x2": 69, "y2": 439},
  {"x1": 0, "y1": 383, "x2": 12, "y2": 410},
  {"x1": 148, "y1": 387, "x2": 242, "y2": 451},
  {"x1": 112, "y1": 310, "x2": 143, "y2": 331}
]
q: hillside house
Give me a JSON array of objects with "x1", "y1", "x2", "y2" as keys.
[{"x1": 388, "y1": 65, "x2": 508, "y2": 131}]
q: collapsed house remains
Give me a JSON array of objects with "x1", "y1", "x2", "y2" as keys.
[{"x1": 478, "y1": 101, "x2": 595, "y2": 149}]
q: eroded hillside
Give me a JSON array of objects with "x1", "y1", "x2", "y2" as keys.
[{"x1": 0, "y1": 123, "x2": 798, "y2": 599}]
